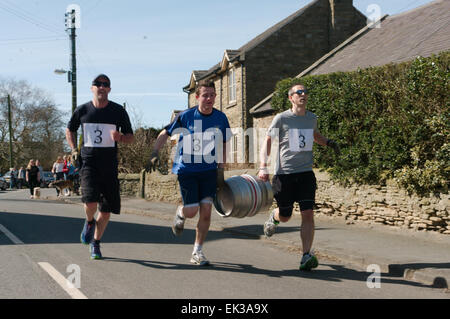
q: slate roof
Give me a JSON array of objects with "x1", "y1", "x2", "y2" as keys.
[
  {"x1": 236, "y1": 1, "x2": 315, "y2": 54},
  {"x1": 183, "y1": 0, "x2": 319, "y2": 91},
  {"x1": 250, "y1": 0, "x2": 450, "y2": 115},
  {"x1": 192, "y1": 71, "x2": 208, "y2": 80},
  {"x1": 307, "y1": 0, "x2": 450, "y2": 75}
]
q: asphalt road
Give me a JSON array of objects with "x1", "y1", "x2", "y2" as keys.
[{"x1": 0, "y1": 188, "x2": 448, "y2": 300}]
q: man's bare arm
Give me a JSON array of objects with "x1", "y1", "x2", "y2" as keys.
[
  {"x1": 258, "y1": 135, "x2": 272, "y2": 181},
  {"x1": 259, "y1": 135, "x2": 272, "y2": 168},
  {"x1": 218, "y1": 140, "x2": 229, "y2": 169},
  {"x1": 314, "y1": 130, "x2": 340, "y2": 155},
  {"x1": 152, "y1": 129, "x2": 170, "y2": 152},
  {"x1": 65, "y1": 128, "x2": 77, "y2": 151},
  {"x1": 121, "y1": 133, "x2": 134, "y2": 144},
  {"x1": 313, "y1": 130, "x2": 328, "y2": 146}
]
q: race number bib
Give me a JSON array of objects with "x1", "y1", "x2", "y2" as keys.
[
  {"x1": 288, "y1": 128, "x2": 314, "y2": 152},
  {"x1": 83, "y1": 123, "x2": 116, "y2": 148},
  {"x1": 183, "y1": 131, "x2": 216, "y2": 156}
]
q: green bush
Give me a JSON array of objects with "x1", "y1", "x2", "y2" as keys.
[{"x1": 271, "y1": 51, "x2": 449, "y2": 196}]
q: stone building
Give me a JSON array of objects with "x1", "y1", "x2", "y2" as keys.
[
  {"x1": 250, "y1": 0, "x2": 450, "y2": 166},
  {"x1": 182, "y1": 0, "x2": 366, "y2": 167},
  {"x1": 245, "y1": 0, "x2": 450, "y2": 233}
]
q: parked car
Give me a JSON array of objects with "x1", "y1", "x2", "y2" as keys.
[
  {"x1": 40, "y1": 171, "x2": 55, "y2": 188},
  {"x1": 2, "y1": 170, "x2": 28, "y2": 188},
  {"x1": 2, "y1": 171, "x2": 11, "y2": 183},
  {"x1": 0, "y1": 176, "x2": 8, "y2": 190}
]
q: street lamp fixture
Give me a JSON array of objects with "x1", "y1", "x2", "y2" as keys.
[{"x1": 54, "y1": 68, "x2": 72, "y2": 83}]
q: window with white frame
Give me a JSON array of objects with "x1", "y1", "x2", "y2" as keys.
[
  {"x1": 228, "y1": 68, "x2": 236, "y2": 104},
  {"x1": 232, "y1": 134, "x2": 238, "y2": 163}
]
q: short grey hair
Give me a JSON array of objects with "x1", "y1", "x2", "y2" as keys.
[{"x1": 288, "y1": 81, "x2": 306, "y2": 96}]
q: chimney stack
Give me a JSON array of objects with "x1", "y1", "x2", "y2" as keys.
[{"x1": 328, "y1": 0, "x2": 361, "y2": 49}]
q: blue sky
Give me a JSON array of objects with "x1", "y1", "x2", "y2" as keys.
[{"x1": 0, "y1": 0, "x2": 435, "y2": 129}]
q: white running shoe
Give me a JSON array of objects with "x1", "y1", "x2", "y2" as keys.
[
  {"x1": 172, "y1": 206, "x2": 185, "y2": 236},
  {"x1": 264, "y1": 210, "x2": 279, "y2": 237},
  {"x1": 190, "y1": 251, "x2": 210, "y2": 266}
]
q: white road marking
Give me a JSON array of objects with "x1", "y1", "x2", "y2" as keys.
[
  {"x1": 0, "y1": 223, "x2": 24, "y2": 244},
  {"x1": 38, "y1": 262, "x2": 88, "y2": 299}
]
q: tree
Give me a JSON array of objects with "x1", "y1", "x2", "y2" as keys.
[
  {"x1": 0, "y1": 77, "x2": 67, "y2": 172},
  {"x1": 118, "y1": 126, "x2": 170, "y2": 174}
]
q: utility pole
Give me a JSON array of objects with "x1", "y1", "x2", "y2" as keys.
[
  {"x1": 70, "y1": 19, "x2": 77, "y2": 114},
  {"x1": 65, "y1": 9, "x2": 77, "y2": 114},
  {"x1": 7, "y1": 95, "x2": 13, "y2": 169},
  {"x1": 64, "y1": 6, "x2": 80, "y2": 150}
]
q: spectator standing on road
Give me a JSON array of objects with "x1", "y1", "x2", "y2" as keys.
[
  {"x1": 26, "y1": 159, "x2": 40, "y2": 199},
  {"x1": 52, "y1": 156, "x2": 65, "y2": 196},
  {"x1": 17, "y1": 166, "x2": 25, "y2": 189},
  {"x1": 258, "y1": 81, "x2": 340, "y2": 271},
  {"x1": 36, "y1": 160, "x2": 44, "y2": 186},
  {"x1": 146, "y1": 79, "x2": 231, "y2": 266},
  {"x1": 63, "y1": 155, "x2": 70, "y2": 180},
  {"x1": 9, "y1": 167, "x2": 17, "y2": 189},
  {"x1": 66, "y1": 74, "x2": 134, "y2": 260}
]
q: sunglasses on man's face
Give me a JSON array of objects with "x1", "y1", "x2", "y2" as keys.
[
  {"x1": 291, "y1": 89, "x2": 308, "y2": 95},
  {"x1": 93, "y1": 81, "x2": 110, "y2": 88}
]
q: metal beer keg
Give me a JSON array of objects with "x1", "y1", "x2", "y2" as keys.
[{"x1": 214, "y1": 174, "x2": 273, "y2": 218}]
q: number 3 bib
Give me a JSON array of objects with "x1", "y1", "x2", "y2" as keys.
[
  {"x1": 83, "y1": 123, "x2": 116, "y2": 148},
  {"x1": 288, "y1": 128, "x2": 314, "y2": 152}
]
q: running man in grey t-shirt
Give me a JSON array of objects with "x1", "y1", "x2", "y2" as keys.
[{"x1": 258, "y1": 81, "x2": 340, "y2": 271}]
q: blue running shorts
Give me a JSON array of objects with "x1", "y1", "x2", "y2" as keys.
[{"x1": 177, "y1": 169, "x2": 217, "y2": 207}]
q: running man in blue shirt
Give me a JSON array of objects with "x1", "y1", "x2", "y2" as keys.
[{"x1": 147, "y1": 80, "x2": 231, "y2": 266}]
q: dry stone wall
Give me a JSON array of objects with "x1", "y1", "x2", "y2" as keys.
[
  {"x1": 126, "y1": 169, "x2": 449, "y2": 235},
  {"x1": 144, "y1": 171, "x2": 182, "y2": 204},
  {"x1": 118, "y1": 173, "x2": 141, "y2": 197},
  {"x1": 313, "y1": 170, "x2": 450, "y2": 234}
]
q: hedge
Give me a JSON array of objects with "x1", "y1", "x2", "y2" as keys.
[{"x1": 271, "y1": 51, "x2": 449, "y2": 196}]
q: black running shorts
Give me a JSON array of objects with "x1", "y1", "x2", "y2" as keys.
[
  {"x1": 80, "y1": 166, "x2": 121, "y2": 214},
  {"x1": 272, "y1": 170, "x2": 317, "y2": 217}
]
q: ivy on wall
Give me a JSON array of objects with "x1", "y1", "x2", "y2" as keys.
[{"x1": 271, "y1": 51, "x2": 449, "y2": 196}]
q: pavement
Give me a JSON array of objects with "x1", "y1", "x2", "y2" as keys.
[{"x1": 60, "y1": 194, "x2": 450, "y2": 291}]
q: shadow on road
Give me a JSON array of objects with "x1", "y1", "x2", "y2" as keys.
[
  {"x1": 0, "y1": 198, "x2": 68, "y2": 204},
  {"x1": 220, "y1": 224, "x2": 331, "y2": 239},
  {"x1": 0, "y1": 211, "x2": 336, "y2": 246},
  {"x1": 0, "y1": 211, "x2": 274, "y2": 246},
  {"x1": 101, "y1": 256, "x2": 438, "y2": 290},
  {"x1": 1, "y1": 212, "x2": 447, "y2": 290}
]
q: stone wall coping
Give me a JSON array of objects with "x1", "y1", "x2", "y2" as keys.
[{"x1": 118, "y1": 173, "x2": 140, "y2": 180}]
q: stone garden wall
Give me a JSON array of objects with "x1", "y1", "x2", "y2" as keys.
[
  {"x1": 119, "y1": 169, "x2": 449, "y2": 234},
  {"x1": 118, "y1": 173, "x2": 141, "y2": 197},
  {"x1": 313, "y1": 170, "x2": 450, "y2": 234}
]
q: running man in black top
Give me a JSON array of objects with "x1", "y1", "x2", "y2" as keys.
[{"x1": 66, "y1": 74, "x2": 134, "y2": 259}]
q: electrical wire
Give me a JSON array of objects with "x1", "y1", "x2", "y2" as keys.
[
  {"x1": 0, "y1": 0, "x2": 63, "y2": 32},
  {"x1": 0, "y1": 35, "x2": 66, "y2": 42},
  {"x1": 0, "y1": 38, "x2": 66, "y2": 46},
  {"x1": 77, "y1": 41, "x2": 98, "y2": 74},
  {"x1": 0, "y1": 0, "x2": 65, "y2": 36},
  {"x1": 81, "y1": 0, "x2": 103, "y2": 18}
]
